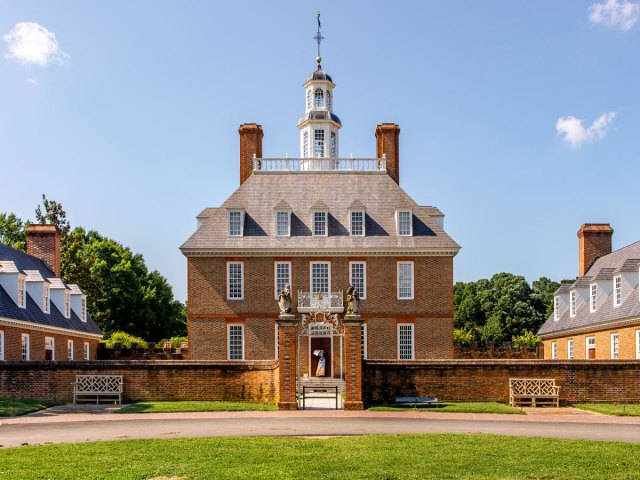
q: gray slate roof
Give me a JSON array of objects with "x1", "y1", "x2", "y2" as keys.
[
  {"x1": 181, "y1": 172, "x2": 460, "y2": 254},
  {"x1": 539, "y1": 241, "x2": 640, "y2": 337}
]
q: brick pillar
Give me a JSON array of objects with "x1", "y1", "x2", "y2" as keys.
[
  {"x1": 375, "y1": 123, "x2": 400, "y2": 184},
  {"x1": 578, "y1": 224, "x2": 613, "y2": 277},
  {"x1": 239, "y1": 123, "x2": 264, "y2": 186},
  {"x1": 26, "y1": 224, "x2": 62, "y2": 277},
  {"x1": 276, "y1": 315, "x2": 298, "y2": 410},
  {"x1": 343, "y1": 314, "x2": 364, "y2": 410}
]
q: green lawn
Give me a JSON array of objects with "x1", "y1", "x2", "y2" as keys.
[
  {"x1": 574, "y1": 403, "x2": 640, "y2": 417},
  {"x1": 118, "y1": 401, "x2": 277, "y2": 413},
  {"x1": 368, "y1": 401, "x2": 524, "y2": 414},
  {"x1": 0, "y1": 398, "x2": 56, "y2": 417},
  {"x1": 0, "y1": 434, "x2": 639, "y2": 479}
]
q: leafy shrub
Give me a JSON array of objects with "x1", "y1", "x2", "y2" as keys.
[
  {"x1": 512, "y1": 330, "x2": 541, "y2": 349},
  {"x1": 453, "y1": 328, "x2": 477, "y2": 345},
  {"x1": 102, "y1": 331, "x2": 148, "y2": 349},
  {"x1": 157, "y1": 336, "x2": 188, "y2": 349}
]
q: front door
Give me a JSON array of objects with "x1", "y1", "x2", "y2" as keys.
[{"x1": 310, "y1": 337, "x2": 332, "y2": 378}]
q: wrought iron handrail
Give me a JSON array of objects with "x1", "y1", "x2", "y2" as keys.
[
  {"x1": 297, "y1": 290, "x2": 344, "y2": 312},
  {"x1": 253, "y1": 157, "x2": 386, "y2": 172}
]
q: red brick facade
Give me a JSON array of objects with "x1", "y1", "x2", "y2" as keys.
[{"x1": 0, "y1": 324, "x2": 98, "y2": 361}]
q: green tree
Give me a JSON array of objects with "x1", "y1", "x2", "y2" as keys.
[
  {"x1": 530, "y1": 277, "x2": 562, "y2": 320},
  {"x1": 34, "y1": 194, "x2": 70, "y2": 236},
  {"x1": 0, "y1": 213, "x2": 28, "y2": 251}
]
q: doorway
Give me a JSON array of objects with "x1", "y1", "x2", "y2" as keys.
[{"x1": 310, "y1": 337, "x2": 332, "y2": 378}]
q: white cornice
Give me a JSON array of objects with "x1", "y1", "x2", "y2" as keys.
[
  {"x1": 0, "y1": 316, "x2": 103, "y2": 340},
  {"x1": 181, "y1": 248, "x2": 460, "y2": 257}
]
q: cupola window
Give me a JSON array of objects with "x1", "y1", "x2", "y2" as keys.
[
  {"x1": 303, "y1": 131, "x2": 309, "y2": 157},
  {"x1": 314, "y1": 88, "x2": 324, "y2": 108},
  {"x1": 306, "y1": 89, "x2": 312, "y2": 110},
  {"x1": 326, "y1": 90, "x2": 331, "y2": 110},
  {"x1": 330, "y1": 132, "x2": 336, "y2": 158},
  {"x1": 314, "y1": 129, "x2": 325, "y2": 157}
]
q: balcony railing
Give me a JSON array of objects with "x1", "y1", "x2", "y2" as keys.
[
  {"x1": 297, "y1": 290, "x2": 344, "y2": 313},
  {"x1": 253, "y1": 156, "x2": 386, "y2": 173}
]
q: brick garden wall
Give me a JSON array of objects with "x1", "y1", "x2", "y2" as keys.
[
  {"x1": 363, "y1": 359, "x2": 640, "y2": 405},
  {"x1": 0, "y1": 360, "x2": 278, "y2": 404}
]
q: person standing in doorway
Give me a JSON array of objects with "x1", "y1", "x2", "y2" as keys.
[{"x1": 314, "y1": 349, "x2": 326, "y2": 377}]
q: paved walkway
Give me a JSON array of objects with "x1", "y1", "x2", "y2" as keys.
[{"x1": 1, "y1": 406, "x2": 640, "y2": 447}]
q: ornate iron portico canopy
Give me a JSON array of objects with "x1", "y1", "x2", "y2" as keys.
[
  {"x1": 299, "y1": 311, "x2": 344, "y2": 336},
  {"x1": 297, "y1": 290, "x2": 344, "y2": 313}
]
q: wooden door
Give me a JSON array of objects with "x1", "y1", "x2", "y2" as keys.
[
  {"x1": 310, "y1": 337, "x2": 332, "y2": 377},
  {"x1": 587, "y1": 347, "x2": 596, "y2": 360}
]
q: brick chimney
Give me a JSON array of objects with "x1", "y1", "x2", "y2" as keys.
[
  {"x1": 239, "y1": 123, "x2": 263, "y2": 185},
  {"x1": 578, "y1": 223, "x2": 613, "y2": 277},
  {"x1": 26, "y1": 224, "x2": 62, "y2": 277},
  {"x1": 375, "y1": 123, "x2": 400, "y2": 184}
]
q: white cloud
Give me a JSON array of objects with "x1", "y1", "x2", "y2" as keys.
[
  {"x1": 556, "y1": 112, "x2": 617, "y2": 148},
  {"x1": 588, "y1": 0, "x2": 640, "y2": 30},
  {"x1": 27, "y1": 78, "x2": 38, "y2": 86},
  {"x1": 3, "y1": 22, "x2": 69, "y2": 66}
]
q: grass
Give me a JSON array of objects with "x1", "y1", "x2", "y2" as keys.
[
  {"x1": 0, "y1": 434, "x2": 639, "y2": 479},
  {"x1": 0, "y1": 398, "x2": 56, "y2": 417},
  {"x1": 118, "y1": 401, "x2": 278, "y2": 413},
  {"x1": 574, "y1": 403, "x2": 640, "y2": 417},
  {"x1": 368, "y1": 401, "x2": 524, "y2": 414}
]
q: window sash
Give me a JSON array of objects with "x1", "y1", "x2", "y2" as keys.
[
  {"x1": 64, "y1": 290, "x2": 70, "y2": 318},
  {"x1": 614, "y1": 276, "x2": 622, "y2": 306},
  {"x1": 554, "y1": 296, "x2": 560, "y2": 320},
  {"x1": 349, "y1": 262, "x2": 366, "y2": 299},
  {"x1": 18, "y1": 278, "x2": 25, "y2": 307},
  {"x1": 228, "y1": 211, "x2": 242, "y2": 237},
  {"x1": 314, "y1": 129, "x2": 325, "y2": 157},
  {"x1": 81, "y1": 298, "x2": 87, "y2": 321},
  {"x1": 314, "y1": 88, "x2": 324, "y2": 108},
  {"x1": 311, "y1": 262, "x2": 330, "y2": 294},
  {"x1": 397, "y1": 211, "x2": 412, "y2": 236},
  {"x1": 569, "y1": 291, "x2": 576, "y2": 317},
  {"x1": 590, "y1": 284, "x2": 597, "y2": 312},
  {"x1": 21, "y1": 334, "x2": 30, "y2": 361},
  {"x1": 398, "y1": 324, "x2": 414, "y2": 360},
  {"x1": 228, "y1": 324, "x2": 244, "y2": 360},
  {"x1": 330, "y1": 131, "x2": 336, "y2": 158},
  {"x1": 611, "y1": 333, "x2": 619, "y2": 359},
  {"x1": 274, "y1": 262, "x2": 291, "y2": 299},
  {"x1": 313, "y1": 211, "x2": 327, "y2": 236},
  {"x1": 567, "y1": 339, "x2": 574, "y2": 359},
  {"x1": 43, "y1": 286, "x2": 50, "y2": 313},
  {"x1": 227, "y1": 262, "x2": 244, "y2": 300},
  {"x1": 551, "y1": 342, "x2": 557, "y2": 359},
  {"x1": 350, "y1": 211, "x2": 364, "y2": 236},
  {"x1": 303, "y1": 131, "x2": 309, "y2": 157},
  {"x1": 397, "y1": 262, "x2": 414, "y2": 299},
  {"x1": 275, "y1": 211, "x2": 290, "y2": 237},
  {"x1": 68, "y1": 340, "x2": 74, "y2": 360},
  {"x1": 83, "y1": 342, "x2": 90, "y2": 360}
]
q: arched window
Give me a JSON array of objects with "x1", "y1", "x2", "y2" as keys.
[
  {"x1": 314, "y1": 88, "x2": 324, "y2": 108},
  {"x1": 306, "y1": 90, "x2": 312, "y2": 110},
  {"x1": 326, "y1": 90, "x2": 332, "y2": 110}
]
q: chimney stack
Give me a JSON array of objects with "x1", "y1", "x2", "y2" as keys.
[
  {"x1": 239, "y1": 123, "x2": 264, "y2": 185},
  {"x1": 578, "y1": 223, "x2": 613, "y2": 277},
  {"x1": 375, "y1": 123, "x2": 400, "y2": 184},
  {"x1": 26, "y1": 224, "x2": 62, "y2": 277}
]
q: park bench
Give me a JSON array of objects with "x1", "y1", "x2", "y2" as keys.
[
  {"x1": 73, "y1": 375, "x2": 123, "y2": 405},
  {"x1": 509, "y1": 378, "x2": 560, "y2": 407},
  {"x1": 394, "y1": 396, "x2": 439, "y2": 406}
]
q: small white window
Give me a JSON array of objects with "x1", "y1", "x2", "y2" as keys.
[
  {"x1": 274, "y1": 262, "x2": 291, "y2": 299},
  {"x1": 361, "y1": 323, "x2": 367, "y2": 360},
  {"x1": 569, "y1": 291, "x2": 576, "y2": 317},
  {"x1": 43, "y1": 284, "x2": 50, "y2": 313},
  {"x1": 64, "y1": 290, "x2": 70, "y2": 318},
  {"x1": 306, "y1": 89, "x2": 312, "y2": 110},
  {"x1": 553, "y1": 296, "x2": 560, "y2": 321},
  {"x1": 397, "y1": 210, "x2": 412, "y2": 236},
  {"x1": 0, "y1": 330, "x2": 4, "y2": 361},
  {"x1": 636, "y1": 329, "x2": 640, "y2": 360},
  {"x1": 614, "y1": 276, "x2": 622, "y2": 307},
  {"x1": 228, "y1": 211, "x2": 243, "y2": 237},
  {"x1": 227, "y1": 324, "x2": 244, "y2": 360},
  {"x1": 586, "y1": 336, "x2": 596, "y2": 359},
  {"x1": 350, "y1": 211, "x2": 365, "y2": 236},
  {"x1": 611, "y1": 333, "x2": 619, "y2": 359},
  {"x1": 81, "y1": 297, "x2": 87, "y2": 321},
  {"x1": 314, "y1": 88, "x2": 324, "y2": 108},
  {"x1": 567, "y1": 339, "x2": 574, "y2": 360},
  {"x1": 275, "y1": 211, "x2": 290, "y2": 237},
  {"x1": 227, "y1": 262, "x2": 244, "y2": 300},
  {"x1": 397, "y1": 261, "x2": 414, "y2": 300},
  {"x1": 330, "y1": 131, "x2": 336, "y2": 158},
  {"x1": 551, "y1": 341, "x2": 558, "y2": 359},
  {"x1": 314, "y1": 129, "x2": 325, "y2": 158},
  {"x1": 83, "y1": 342, "x2": 90, "y2": 360},
  {"x1": 303, "y1": 131, "x2": 309, "y2": 158},
  {"x1": 310, "y1": 262, "x2": 331, "y2": 294},
  {"x1": 21, "y1": 333, "x2": 30, "y2": 361},
  {"x1": 313, "y1": 211, "x2": 327, "y2": 236},
  {"x1": 349, "y1": 262, "x2": 366, "y2": 299},
  {"x1": 18, "y1": 277, "x2": 26, "y2": 308},
  {"x1": 590, "y1": 284, "x2": 597, "y2": 312},
  {"x1": 45, "y1": 336, "x2": 55, "y2": 361},
  {"x1": 67, "y1": 339, "x2": 74, "y2": 360},
  {"x1": 398, "y1": 324, "x2": 414, "y2": 360}
]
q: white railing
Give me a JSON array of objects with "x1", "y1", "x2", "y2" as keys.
[
  {"x1": 253, "y1": 156, "x2": 386, "y2": 173},
  {"x1": 297, "y1": 290, "x2": 344, "y2": 313}
]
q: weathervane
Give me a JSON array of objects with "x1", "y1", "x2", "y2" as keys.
[{"x1": 313, "y1": 11, "x2": 324, "y2": 68}]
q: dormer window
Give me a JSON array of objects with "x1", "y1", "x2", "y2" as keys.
[
  {"x1": 81, "y1": 297, "x2": 87, "y2": 321},
  {"x1": 350, "y1": 211, "x2": 365, "y2": 236},
  {"x1": 18, "y1": 276, "x2": 26, "y2": 308},
  {"x1": 228, "y1": 210, "x2": 244, "y2": 237},
  {"x1": 396, "y1": 210, "x2": 412, "y2": 236},
  {"x1": 314, "y1": 88, "x2": 324, "y2": 108},
  {"x1": 275, "y1": 211, "x2": 291, "y2": 237},
  {"x1": 43, "y1": 284, "x2": 50, "y2": 313},
  {"x1": 554, "y1": 296, "x2": 560, "y2": 321},
  {"x1": 614, "y1": 275, "x2": 622, "y2": 307},
  {"x1": 64, "y1": 289, "x2": 70, "y2": 318},
  {"x1": 313, "y1": 211, "x2": 327, "y2": 236},
  {"x1": 570, "y1": 291, "x2": 576, "y2": 317},
  {"x1": 590, "y1": 284, "x2": 597, "y2": 312}
]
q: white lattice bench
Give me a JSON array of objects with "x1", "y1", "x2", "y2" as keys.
[
  {"x1": 73, "y1": 375, "x2": 123, "y2": 405},
  {"x1": 509, "y1": 378, "x2": 560, "y2": 407}
]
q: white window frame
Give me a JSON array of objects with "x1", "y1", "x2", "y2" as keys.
[
  {"x1": 397, "y1": 261, "x2": 414, "y2": 300},
  {"x1": 397, "y1": 323, "x2": 414, "y2": 360},
  {"x1": 18, "y1": 276, "x2": 26, "y2": 308},
  {"x1": 314, "y1": 88, "x2": 324, "y2": 108},
  {"x1": 0, "y1": 330, "x2": 4, "y2": 361},
  {"x1": 553, "y1": 296, "x2": 560, "y2": 321},
  {"x1": 227, "y1": 210, "x2": 244, "y2": 237},
  {"x1": 274, "y1": 261, "x2": 292, "y2": 299},
  {"x1": 67, "y1": 339, "x2": 74, "y2": 360},
  {"x1": 614, "y1": 276, "x2": 622, "y2": 307},
  {"x1": 226, "y1": 261, "x2": 244, "y2": 300},
  {"x1": 349, "y1": 261, "x2": 367, "y2": 299},
  {"x1": 636, "y1": 329, "x2": 640, "y2": 360},
  {"x1": 227, "y1": 324, "x2": 244, "y2": 360},
  {"x1": 312, "y1": 211, "x2": 328, "y2": 237},
  {"x1": 330, "y1": 131, "x2": 337, "y2": 158},
  {"x1": 567, "y1": 339, "x2": 574, "y2": 360},
  {"x1": 310, "y1": 261, "x2": 331, "y2": 295},
  {"x1": 569, "y1": 291, "x2": 576, "y2": 317},
  {"x1": 590, "y1": 284, "x2": 597, "y2": 312},
  {"x1": 275, "y1": 211, "x2": 291, "y2": 237},
  {"x1": 64, "y1": 289, "x2": 70, "y2": 318},
  {"x1": 45, "y1": 336, "x2": 55, "y2": 361},
  {"x1": 586, "y1": 336, "x2": 596, "y2": 359},
  {"x1": 396, "y1": 210, "x2": 413, "y2": 237},
  {"x1": 303, "y1": 131, "x2": 309, "y2": 157},
  {"x1": 350, "y1": 210, "x2": 365, "y2": 237},
  {"x1": 43, "y1": 284, "x2": 50, "y2": 313},
  {"x1": 551, "y1": 341, "x2": 558, "y2": 359},
  {"x1": 313, "y1": 128, "x2": 325, "y2": 158},
  {"x1": 361, "y1": 323, "x2": 367, "y2": 360},
  {"x1": 81, "y1": 297, "x2": 87, "y2": 322},
  {"x1": 83, "y1": 342, "x2": 90, "y2": 360},
  {"x1": 21, "y1": 333, "x2": 30, "y2": 361},
  {"x1": 306, "y1": 89, "x2": 312, "y2": 111},
  {"x1": 611, "y1": 333, "x2": 619, "y2": 359}
]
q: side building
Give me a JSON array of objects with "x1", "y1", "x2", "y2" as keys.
[
  {"x1": 539, "y1": 224, "x2": 640, "y2": 360},
  {"x1": 0, "y1": 225, "x2": 102, "y2": 361}
]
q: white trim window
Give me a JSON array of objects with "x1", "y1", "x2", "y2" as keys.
[
  {"x1": 227, "y1": 262, "x2": 244, "y2": 300},
  {"x1": 553, "y1": 296, "x2": 560, "y2": 321},
  {"x1": 398, "y1": 323, "x2": 414, "y2": 360},
  {"x1": 67, "y1": 339, "x2": 74, "y2": 360},
  {"x1": 306, "y1": 89, "x2": 312, "y2": 111},
  {"x1": 43, "y1": 284, "x2": 50, "y2": 313},
  {"x1": 18, "y1": 276, "x2": 26, "y2": 308},
  {"x1": 0, "y1": 330, "x2": 4, "y2": 361},
  {"x1": 361, "y1": 323, "x2": 367, "y2": 360},
  {"x1": 586, "y1": 336, "x2": 596, "y2": 359},
  {"x1": 313, "y1": 211, "x2": 327, "y2": 236},
  {"x1": 303, "y1": 131, "x2": 309, "y2": 157},
  {"x1": 274, "y1": 262, "x2": 291, "y2": 299},
  {"x1": 64, "y1": 289, "x2": 70, "y2": 318},
  {"x1": 228, "y1": 211, "x2": 244, "y2": 237},
  {"x1": 614, "y1": 276, "x2": 622, "y2": 307},
  {"x1": 350, "y1": 211, "x2": 365, "y2": 236},
  {"x1": 21, "y1": 333, "x2": 30, "y2": 361},
  {"x1": 81, "y1": 297, "x2": 87, "y2": 322},
  {"x1": 611, "y1": 333, "x2": 619, "y2": 359},
  {"x1": 349, "y1": 261, "x2": 366, "y2": 299},
  {"x1": 275, "y1": 211, "x2": 291, "y2": 237},
  {"x1": 83, "y1": 342, "x2": 90, "y2": 360},
  {"x1": 314, "y1": 129, "x2": 325, "y2": 157},
  {"x1": 569, "y1": 291, "x2": 576, "y2": 317},
  {"x1": 397, "y1": 261, "x2": 414, "y2": 300},
  {"x1": 310, "y1": 262, "x2": 331, "y2": 294},
  {"x1": 227, "y1": 324, "x2": 244, "y2": 360},
  {"x1": 567, "y1": 339, "x2": 574, "y2": 360},
  {"x1": 396, "y1": 210, "x2": 412, "y2": 236},
  {"x1": 330, "y1": 131, "x2": 337, "y2": 158},
  {"x1": 45, "y1": 336, "x2": 55, "y2": 361},
  {"x1": 590, "y1": 284, "x2": 597, "y2": 312},
  {"x1": 636, "y1": 329, "x2": 640, "y2": 360},
  {"x1": 326, "y1": 90, "x2": 332, "y2": 110},
  {"x1": 551, "y1": 341, "x2": 558, "y2": 360},
  {"x1": 314, "y1": 88, "x2": 324, "y2": 108}
]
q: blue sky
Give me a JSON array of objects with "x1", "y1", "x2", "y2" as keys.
[{"x1": 1, "y1": 1, "x2": 639, "y2": 301}]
